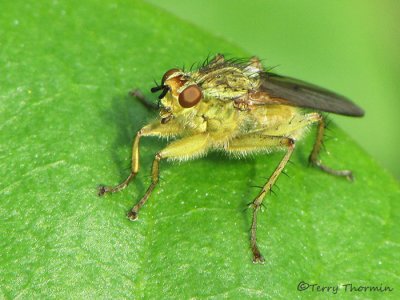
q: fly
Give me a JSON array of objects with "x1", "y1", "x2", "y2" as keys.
[{"x1": 99, "y1": 54, "x2": 364, "y2": 263}]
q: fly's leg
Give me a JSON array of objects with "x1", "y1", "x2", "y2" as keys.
[
  {"x1": 130, "y1": 89, "x2": 158, "y2": 110},
  {"x1": 98, "y1": 130, "x2": 141, "y2": 196},
  {"x1": 309, "y1": 114, "x2": 353, "y2": 180},
  {"x1": 226, "y1": 135, "x2": 295, "y2": 263},
  {"x1": 127, "y1": 134, "x2": 209, "y2": 221},
  {"x1": 98, "y1": 120, "x2": 182, "y2": 196},
  {"x1": 127, "y1": 152, "x2": 160, "y2": 220},
  {"x1": 250, "y1": 138, "x2": 295, "y2": 263}
]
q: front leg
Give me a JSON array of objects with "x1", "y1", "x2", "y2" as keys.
[
  {"x1": 98, "y1": 119, "x2": 182, "y2": 196},
  {"x1": 130, "y1": 89, "x2": 158, "y2": 110},
  {"x1": 128, "y1": 133, "x2": 210, "y2": 220}
]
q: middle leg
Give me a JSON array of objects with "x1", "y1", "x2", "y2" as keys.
[{"x1": 226, "y1": 134, "x2": 296, "y2": 263}]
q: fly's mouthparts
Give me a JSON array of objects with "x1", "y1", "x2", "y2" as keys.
[
  {"x1": 161, "y1": 115, "x2": 173, "y2": 124},
  {"x1": 160, "y1": 106, "x2": 171, "y2": 115},
  {"x1": 160, "y1": 109, "x2": 173, "y2": 124}
]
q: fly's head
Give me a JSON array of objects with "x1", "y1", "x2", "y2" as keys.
[
  {"x1": 151, "y1": 69, "x2": 203, "y2": 124},
  {"x1": 150, "y1": 54, "x2": 264, "y2": 124}
]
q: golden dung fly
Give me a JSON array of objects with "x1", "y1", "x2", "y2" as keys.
[{"x1": 99, "y1": 54, "x2": 364, "y2": 263}]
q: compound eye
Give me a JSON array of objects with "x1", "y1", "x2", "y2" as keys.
[
  {"x1": 178, "y1": 85, "x2": 202, "y2": 108},
  {"x1": 162, "y1": 68, "x2": 181, "y2": 85}
]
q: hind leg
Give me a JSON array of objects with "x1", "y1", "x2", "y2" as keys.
[{"x1": 308, "y1": 114, "x2": 353, "y2": 180}]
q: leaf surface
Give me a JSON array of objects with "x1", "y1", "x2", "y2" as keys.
[{"x1": 1, "y1": 0, "x2": 399, "y2": 298}]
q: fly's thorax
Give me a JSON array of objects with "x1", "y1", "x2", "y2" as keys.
[
  {"x1": 194, "y1": 67, "x2": 261, "y2": 101},
  {"x1": 199, "y1": 97, "x2": 239, "y2": 136}
]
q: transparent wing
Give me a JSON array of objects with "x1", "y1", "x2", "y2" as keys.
[{"x1": 253, "y1": 72, "x2": 364, "y2": 117}]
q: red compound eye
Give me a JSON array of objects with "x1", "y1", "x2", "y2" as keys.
[{"x1": 178, "y1": 85, "x2": 202, "y2": 108}]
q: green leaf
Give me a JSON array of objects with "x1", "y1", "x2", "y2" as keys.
[{"x1": 1, "y1": 0, "x2": 399, "y2": 299}]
